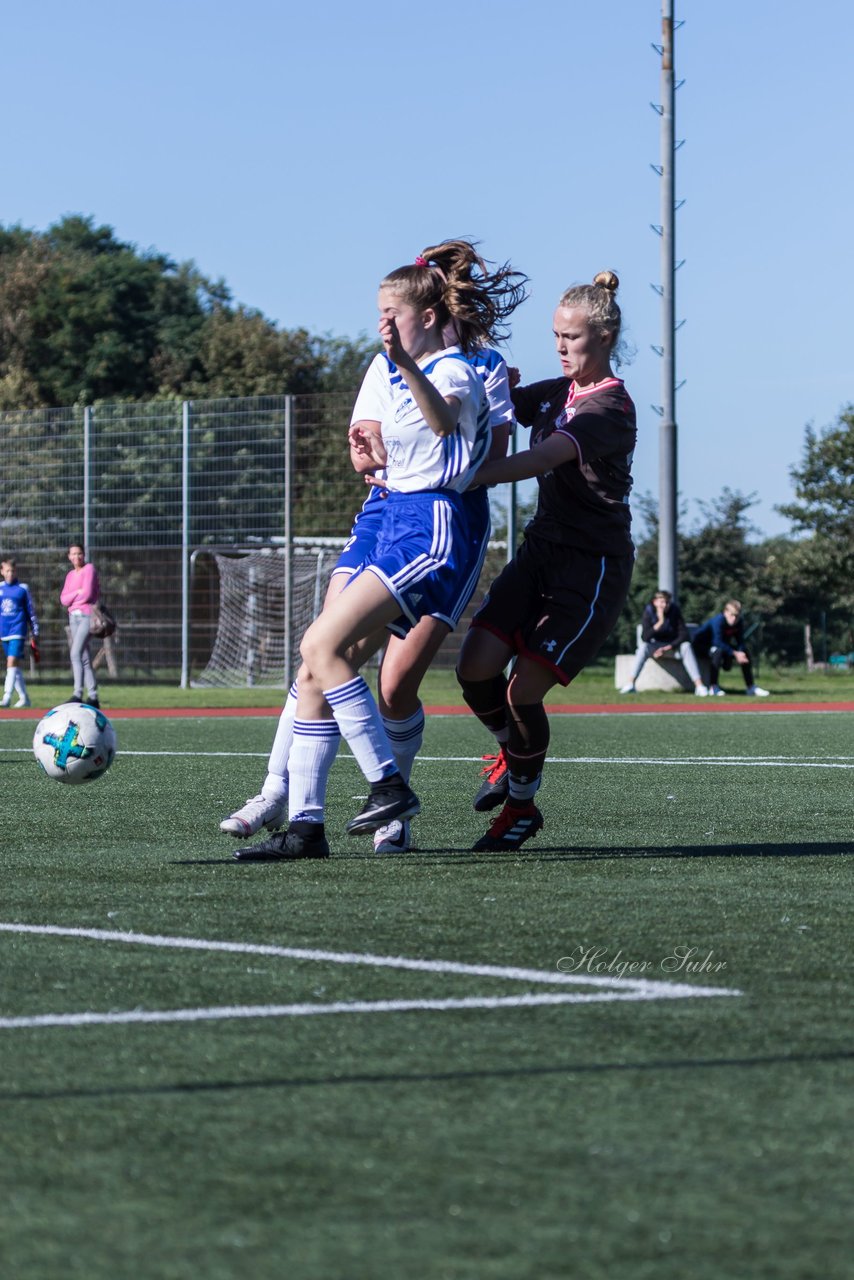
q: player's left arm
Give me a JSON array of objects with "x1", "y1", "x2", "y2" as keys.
[
  {"x1": 469, "y1": 431, "x2": 576, "y2": 487},
  {"x1": 25, "y1": 587, "x2": 39, "y2": 637}
]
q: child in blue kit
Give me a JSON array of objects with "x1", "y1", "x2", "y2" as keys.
[{"x1": 0, "y1": 556, "x2": 40, "y2": 708}]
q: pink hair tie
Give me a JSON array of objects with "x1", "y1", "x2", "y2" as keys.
[{"x1": 414, "y1": 255, "x2": 428, "y2": 267}]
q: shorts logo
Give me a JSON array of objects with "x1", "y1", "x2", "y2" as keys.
[{"x1": 542, "y1": 639, "x2": 557, "y2": 653}]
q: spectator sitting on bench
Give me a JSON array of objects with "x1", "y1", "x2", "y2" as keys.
[
  {"x1": 620, "y1": 588, "x2": 708, "y2": 696},
  {"x1": 691, "y1": 599, "x2": 769, "y2": 697}
]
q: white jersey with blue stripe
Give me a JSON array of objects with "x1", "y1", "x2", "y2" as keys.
[
  {"x1": 465, "y1": 346, "x2": 514, "y2": 430},
  {"x1": 351, "y1": 348, "x2": 489, "y2": 495}
]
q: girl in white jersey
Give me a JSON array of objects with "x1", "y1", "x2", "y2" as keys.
[
  {"x1": 233, "y1": 240, "x2": 527, "y2": 860},
  {"x1": 223, "y1": 336, "x2": 517, "y2": 855}
]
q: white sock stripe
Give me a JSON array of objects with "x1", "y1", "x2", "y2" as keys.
[
  {"x1": 384, "y1": 724, "x2": 424, "y2": 744},
  {"x1": 293, "y1": 719, "x2": 341, "y2": 738},
  {"x1": 323, "y1": 676, "x2": 370, "y2": 706}
]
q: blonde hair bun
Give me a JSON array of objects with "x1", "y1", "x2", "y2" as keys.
[{"x1": 593, "y1": 270, "x2": 619, "y2": 293}]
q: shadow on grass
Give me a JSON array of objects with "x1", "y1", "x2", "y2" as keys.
[
  {"x1": 3, "y1": 1047, "x2": 853, "y2": 1105},
  {"x1": 172, "y1": 840, "x2": 854, "y2": 868}
]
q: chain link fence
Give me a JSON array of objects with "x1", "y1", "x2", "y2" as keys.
[{"x1": 2, "y1": 394, "x2": 511, "y2": 688}]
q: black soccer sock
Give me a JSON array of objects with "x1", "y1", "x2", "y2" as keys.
[
  {"x1": 457, "y1": 672, "x2": 509, "y2": 736},
  {"x1": 506, "y1": 702, "x2": 550, "y2": 803}
]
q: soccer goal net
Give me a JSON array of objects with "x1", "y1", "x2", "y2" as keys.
[{"x1": 192, "y1": 540, "x2": 345, "y2": 688}]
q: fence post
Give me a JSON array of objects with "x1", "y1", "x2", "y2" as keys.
[
  {"x1": 284, "y1": 394, "x2": 294, "y2": 687},
  {"x1": 83, "y1": 406, "x2": 92, "y2": 556},
  {"x1": 180, "y1": 401, "x2": 191, "y2": 688}
]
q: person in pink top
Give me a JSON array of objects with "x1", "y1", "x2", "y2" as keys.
[{"x1": 60, "y1": 543, "x2": 100, "y2": 707}]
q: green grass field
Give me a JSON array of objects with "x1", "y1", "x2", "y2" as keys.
[
  {"x1": 13, "y1": 660, "x2": 854, "y2": 709},
  {"x1": 2, "y1": 705, "x2": 853, "y2": 1279}
]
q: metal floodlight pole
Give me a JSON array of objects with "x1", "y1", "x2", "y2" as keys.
[
  {"x1": 651, "y1": 0, "x2": 683, "y2": 597},
  {"x1": 658, "y1": 0, "x2": 678, "y2": 595}
]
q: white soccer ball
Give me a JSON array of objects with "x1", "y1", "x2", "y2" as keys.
[{"x1": 33, "y1": 703, "x2": 117, "y2": 785}]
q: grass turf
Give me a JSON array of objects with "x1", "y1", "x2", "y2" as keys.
[
  {"x1": 1, "y1": 709, "x2": 852, "y2": 1279},
  {"x1": 11, "y1": 661, "x2": 854, "y2": 710}
]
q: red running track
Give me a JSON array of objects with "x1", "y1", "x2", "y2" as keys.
[{"x1": 4, "y1": 701, "x2": 854, "y2": 720}]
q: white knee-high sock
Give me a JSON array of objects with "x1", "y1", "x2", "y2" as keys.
[
  {"x1": 323, "y1": 676, "x2": 396, "y2": 784},
  {"x1": 262, "y1": 682, "x2": 299, "y2": 803},
  {"x1": 382, "y1": 706, "x2": 424, "y2": 784},
  {"x1": 287, "y1": 719, "x2": 341, "y2": 824},
  {"x1": 13, "y1": 668, "x2": 28, "y2": 699},
  {"x1": 4, "y1": 669, "x2": 16, "y2": 698}
]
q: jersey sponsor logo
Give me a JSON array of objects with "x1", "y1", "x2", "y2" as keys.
[
  {"x1": 394, "y1": 395, "x2": 414, "y2": 423},
  {"x1": 383, "y1": 438, "x2": 405, "y2": 468}
]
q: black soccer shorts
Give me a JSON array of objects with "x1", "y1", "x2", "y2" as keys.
[{"x1": 470, "y1": 532, "x2": 634, "y2": 686}]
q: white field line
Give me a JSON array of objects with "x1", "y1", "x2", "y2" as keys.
[
  {"x1": 0, "y1": 923, "x2": 740, "y2": 1031},
  {"x1": 0, "y1": 989, "x2": 704, "y2": 1031},
  {"x1": 5, "y1": 746, "x2": 854, "y2": 768}
]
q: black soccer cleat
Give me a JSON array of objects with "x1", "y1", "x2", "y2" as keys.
[
  {"x1": 233, "y1": 822, "x2": 330, "y2": 862},
  {"x1": 346, "y1": 772, "x2": 421, "y2": 835},
  {"x1": 473, "y1": 749, "x2": 510, "y2": 811},
  {"x1": 472, "y1": 801, "x2": 544, "y2": 852}
]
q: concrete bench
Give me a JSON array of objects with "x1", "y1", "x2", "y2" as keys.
[{"x1": 614, "y1": 625, "x2": 710, "y2": 692}]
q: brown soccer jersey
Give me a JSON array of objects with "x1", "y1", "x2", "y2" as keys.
[{"x1": 512, "y1": 376, "x2": 636, "y2": 554}]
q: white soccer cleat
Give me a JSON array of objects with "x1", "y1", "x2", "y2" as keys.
[
  {"x1": 694, "y1": 685, "x2": 709, "y2": 697},
  {"x1": 711, "y1": 685, "x2": 726, "y2": 696},
  {"x1": 14, "y1": 695, "x2": 31, "y2": 708},
  {"x1": 0, "y1": 695, "x2": 11, "y2": 708},
  {"x1": 618, "y1": 683, "x2": 636, "y2": 694},
  {"x1": 372, "y1": 819, "x2": 411, "y2": 854},
  {"x1": 747, "y1": 685, "x2": 770, "y2": 697},
  {"x1": 220, "y1": 794, "x2": 287, "y2": 837}
]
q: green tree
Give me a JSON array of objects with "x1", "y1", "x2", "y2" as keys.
[
  {"x1": 611, "y1": 489, "x2": 785, "y2": 657},
  {"x1": 777, "y1": 406, "x2": 854, "y2": 604},
  {"x1": 0, "y1": 215, "x2": 375, "y2": 407}
]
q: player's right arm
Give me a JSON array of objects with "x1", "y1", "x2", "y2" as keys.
[{"x1": 379, "y1": 317, "x2": 459, "y2": 439}]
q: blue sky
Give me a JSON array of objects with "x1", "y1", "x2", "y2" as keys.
[{"x1": 4, "y1": 0, "x2": 851, "y2": 537}]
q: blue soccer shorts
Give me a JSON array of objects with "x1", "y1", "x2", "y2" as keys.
[
  {"x1": 349, "y1": 489, "x2": 471, "y2": 630},
  {"x1": 331, "y1": 491, "x2": 387, "y2": 579},
  {"x1": 1, "y1": 637, "x2": 25, "y2": 659}
]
